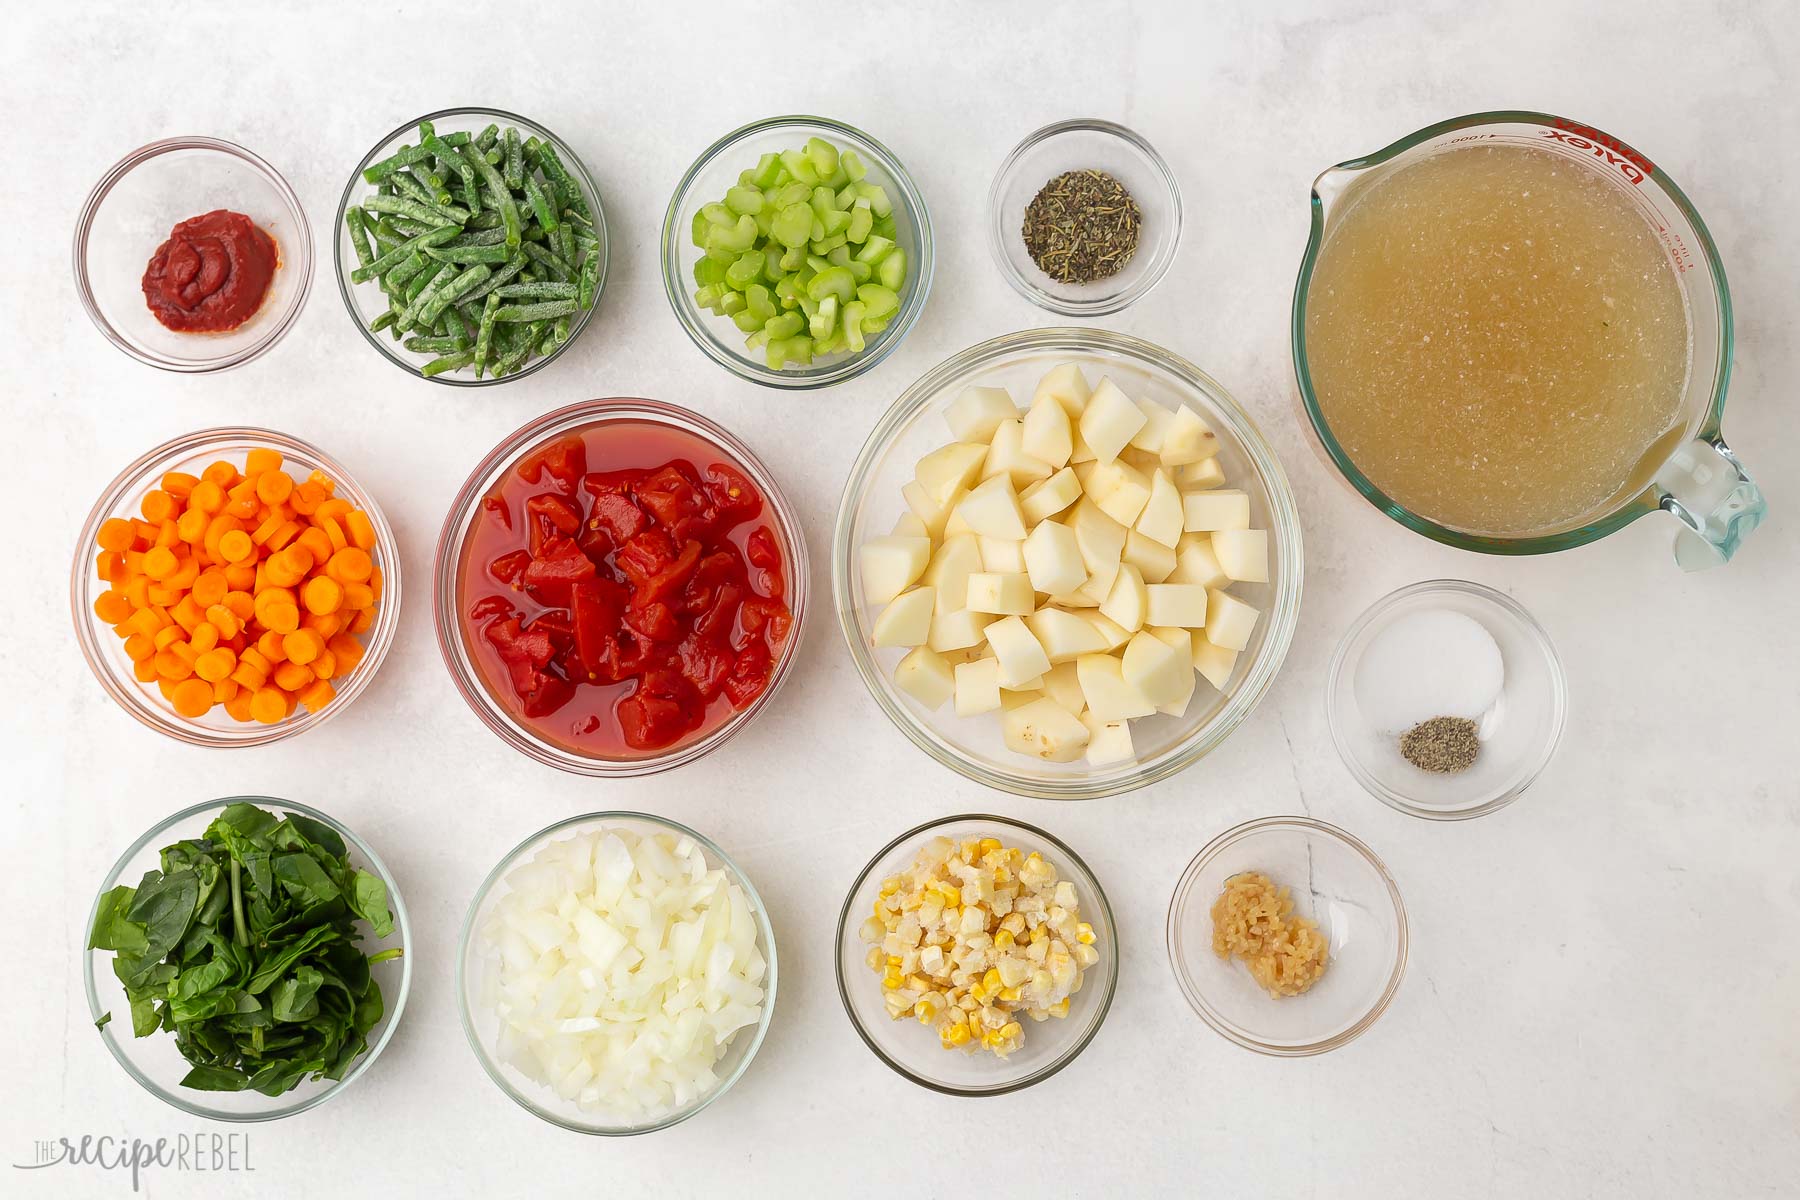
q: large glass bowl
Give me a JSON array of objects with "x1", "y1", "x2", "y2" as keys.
[
  {"x1": 832, "y1": 328, "x2": 1304, "y2": 800},
  {"x1": 74, "y1": 137, "x2": 313, "y2": 373},
  {"x1": 334, "y1": 106, "x2": 608, "y2": 387},
  {"x1": 71, "y1": 427, "x2": 403, "y2": 747},
  {"x1": 661, "y1": 115, "x2": 933, "y2": 390},
  {"x1": 83, "y1": 796, "x2": 411, "y2": 1121},
  {"x1": 433, "y1": 398, "x2": 808, "y2": 776},
  {"x1": 457, "y1": 812, "x2": 778, "y2": 1135},
  {"x1": 834, "y1": 814, "x2": 1117, "y2": 1096}
]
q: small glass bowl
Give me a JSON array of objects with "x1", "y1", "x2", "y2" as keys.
[
  {"x1": 433, "y1": 398, "x2": 808, "y2": 776},
  {"x1": 84, "y1": 796, "x2": 411, "y2": 1121},
  {"x1": 988, "y1": 119, "x2": 1181, "y2": 316},
  {"x1": 1326, "y1": 579, "x2": 1568, "y2": 820},
  {"x1": 74, "y1": 137, "x2": 313, "y2": 373},
  {"x1": 661, "y1": 115, "x2": 934, "y2": 390},
  {"x1": 1167, "y1": 817, "x2": 1406, "y2": 1056},
  {"x1": 334, "y1": 107, "x2": 608, "y2": 386},
  {"x1": 71, "y1": 428, "x2": 402, "y2": 747},
  {"x1": 833, "y1": 327, "x2": 1303, "y2": 800},
  {"x1": 458, "y1": 812, "x2": 777, "y2": 1135},
  {"x1": 834, "y1": 814, "x2": 1118, "y2": 1096}
]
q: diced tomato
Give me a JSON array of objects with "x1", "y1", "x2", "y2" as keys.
[
  {"x1": 723, "y1": 640, "x2": 773, "y2": 709},
  {"x1": 746, "y1": 527, "x2": 781, "y2": 571},
  {"x1": 634, "y1": 540, "x2": 703, "y2": 609},
  {"x1": 529, "y1": 610, "x2": 573, "y2": 647},
  {"x1": 468, "y1": 595, "x2": 516, "y2": 625},
  {"x1": 484, "y1": 616, "x2": 556, "y2": 694},
  {"x1": 481, "y1": 494, "x2": 512, "y2": 531},
  {"x1": 704, "y1": 463, "x2": 763, "y2": 529},
  {"x1": 516, "y1": 435, "x2": 587, "y2": 492},
  {"x1": 521, "y1": 537, "x2": 597, "y2": 606},
  {"x1": 488, "y1": 549, "x2": 532, "y2": 585},
  {"x1": 588, "y1": 490, "x2": 648, "y2": 543},
  {"x1": 625, "y1": 599, "x2": 680, "y2": 643},
  {"x1": 576, "y1": 518, "x2": 615, "y2": 566},
  {"x1": 570, "y1": 578, "x2": 626, "y2": 678},
  {"x1": 519, "y1": 672, "x2": 575, "y2": 718},
  {"x1": 528, "y1": 492, "x2": 582, "y2": 534},
  {"x1": 581, "y1": 468, "x2": 645, "y2": 499},
  {"x1": 636, "y1": 462, "x2": 713, "y2": 542},
  {"x1": 738, "y1": 596, "x2": 793, "y2": 649},
  {"x1": 615, "y1": 529, "x2": 676, "y2": 585},
  {"x1": 675, "y1": 630, "x2": 733, "y2": 700},
  {"x1": 693, "y1": 582, "x2": 743, "y2": 639},
  {"x1": 616, "y1": 668, "x2": 702, "y2": 751}
]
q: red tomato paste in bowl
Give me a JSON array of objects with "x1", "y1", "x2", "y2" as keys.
[
  {"x1": 458, "y1": 420, "x2": 795, "y2": 759},
  {"x1": 141, "y1": 209, "x2": 279, "y2": 333}
]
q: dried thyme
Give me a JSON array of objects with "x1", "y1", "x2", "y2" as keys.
[{"x1": 1021, "y1": 169, "x2": 1142, "y2": 285}]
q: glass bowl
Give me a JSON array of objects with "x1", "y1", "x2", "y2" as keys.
[
  {"x1": 71, "y1": 428, "x2": 403, "y2": 747},
  {"x1": 457, "y1": 812, "x2": 777, "y2": 1135},
  {"x1": 333, "y1": 106, "x2": 608, "y2": 386},
  {"x1": 83, "y1": 796, "x2": 411, "y2": 1121},
  {"x1": 832, "y1": 327, "x2": 1304, "y2": 800},
  {"x1": 1167, "y1": 816, "x2": 1406, "y2": 1056},
  {"x1": 661, "y1": 115, "x2": 934, "y2": 390},
  {"x1": 1326, "y1": 579, "x2": 1568, "y2": 820},
  {"x1": 987, "y1": 119, "x2": 1181, "y2": 316},
  {"x1": 74, "y1": 137, "x2": 313, "y2": 373},
  {"x1": 433, "y1": 398, "x2": 808, "y2": 776},
  {"x1": 834, "y1": 814, "x2": 1117, "y2": 1096}
]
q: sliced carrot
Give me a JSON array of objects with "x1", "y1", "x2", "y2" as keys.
[
  {"x1": 274, "y1": 660, "x2": 314, "y2": 691},
  {"x1": 219, "y1": 529, "x2": 255, "y2": 563},
  {"x1": 170, "y1": 678, "x2": 213, "y2": 718},
  {"x1": 311, "y1": 649, "x2": 337, "y2": 680},
  {"x1": 153, "y1": 648, "x2": 193, "y2": 680},
  {"x1": 302, "y1": 611, "x2": 342, "y2": 639},
  {"x1": 195, "y1": 647, "x2": 236, "y2": 683},
  {"x1": 189, "y1": 622, "x2": 219, "y2": 654},
  {"x1": 246, "y1": 448, "x2": 283, "y2": 475},
  {"x1": 349, "y1": 607, "x2": 376, "y2": 635},
  {"x1": 123, "y1": 633, "x2": 155, "y2": 662},
  {"x1": 282, "y1": 629, "x2": 322, "y2": 666},
  {"x1": 327, "y1": 633, "x2": 366, "y2": 669},
  {"x1": 93, "y1": 590, "x2": 132, "y2": 623},
  {"x1": 133, "y1": 657, "x2": 159, "y2": 683},
  {"x1": 161, "y1": 471, "x2": 199, "y2": 498},
  {"x1": 249, "y1": 686, "x2": 288, "y2": 725},
  {"x1": 142, "y1": 546, "x2": 178, "y2": 580},
  {"x1": 302, "y1": 576, "x2": 343, "y2": 616},
  {"x1": 224, "y1": 688, "x2": 255, "y2": 722},
  {"x1": 98, "y1": 518, "x2": 135, "y2": 553},
  {"x1": 326, "y1": 546, "x2": 372, "y2": 584},
  {"x1": 256, "y1": 470, "x2": 294, "y2": 505},
  {"x1": 141, "y1": 490, "x2": 177, "y2": 523},
  {"x1": 345, "y1": 510, "x2": 376, "y2": 551},
  {"x1": 297, "y1": 678, "x2": 337, "y2": 712}
]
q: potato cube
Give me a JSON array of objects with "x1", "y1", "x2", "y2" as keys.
[
  {"x1": 1193, "y1": 636, "x2": 1238, "y2": 691},
  {"x1": 1026, "y1": 607, "x2": 1109, "y2": 663},
  {"x1": 1077, "y1": 653, "x2": 1154, "y2": 721},
  {"x1": 1023, "y1": 520, "x2": 1086, "y2": 597},
  {"x1": 1021, "y1": 392, "x2": 1074, "y2": 468},
  {"x1": 953, "y1": 656, "x2": 1002, "y2": 717},
  {"x1": 978, "y1": 536, "x2": 1027, "y2": 574},
  {"x1": 955, "y1": 475, "x2": 1029, "y2": 540},
  {"x1": 1033, "y1": 362, "x2": 1092, "y2": 417},
  {"x1": 1098, "y1": 564, "x2": 1148, "y2": 633},
  {"x1": 1177, "y1": 458, "x2": 1227, "y2": 490},
  {"x1": 1121, "y1": 631, "x2": 1190, "y2": 708},
  {"x1": 1160, "y1": 405, "x2": 1221, "y2": 466},
  {"x1": 1129, "y1": 400, "x2": 1173, "y2": 454},
  {"x1": 983, "y1": 616, "x2": 1052, "y2": 687},
  {"x1": 1122, "y1": 530, "x2": 1176, "y2": 583},
  {"x1": 1020, "y1": 467, "x2": 1082, "y2": 524},
  {"x1": 1169, "y1": 533, "x2": 1230, "y2": 589},
  {"x1": 924, "y1": 535, "x2": 982, "y2": 614},
  {"x1": 1002, "y1": 698, "x2": 1090, "y2": 763},
  {"x1": 965, "y1": 572, "x2": 1035, "y2": 616},
  {"x1": 928, "y1": 608, "x2": 993, "y2": 653},
  {"x1": 1084, "y1": 459, "x2": 1152, "y2": 528},
  {"x1": 983, "y1": 420, "x2": 1055, "y2": 490},
  {"x1": 1081, "y1": 710, "x2": 1136, "y2": 766},
  {"x1": 1077, "y1": 378, "x2": 1148, "y2": 464},
  {"x1": 1211, "y1": 529, "x2": 1269, "y2": 583},
  {"x1": 915, "y1": 442, "x2": 989, "y2": 507},
  {"x1": 860, "y1": 535, "x2": 931, "y2": 605},
  {"x1": 1204, "y1": 589, "x2": 1260, "y2": 652},
  {"x1": 1145, "y1": 583, "x2": 1208, "y2": 628},
  {"x1": 1041, "y1": 661, "x2": 1086, "y2": 713},
  {"x1": 1135, "y1": 469, "x2": 1184, "y2": 548},
  {"x1": 1182, "y1": 488, "x2": 1251, "y2": 532},
  {"x1": 945, "y1": 386, "x2": 1018, "y2": 443},
  {"x1": 873, "y1": 586, "x2": 937, "y2": 647},
  {"x1": 895, "y1": 646, "x2": 956, "y2": 709}
]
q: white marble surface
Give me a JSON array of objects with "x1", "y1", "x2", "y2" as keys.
[{"x1": 3, "y1": 2, "x2": 1797, "y2": 1196}]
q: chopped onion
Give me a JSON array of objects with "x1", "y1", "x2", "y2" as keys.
[{"x1": 478, "y1": 827, "x2": 767, "y2": 1120}]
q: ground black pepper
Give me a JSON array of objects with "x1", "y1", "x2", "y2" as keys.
[{"x1": 1399, "y1": 716, "x2": 1480, "y2": 773}]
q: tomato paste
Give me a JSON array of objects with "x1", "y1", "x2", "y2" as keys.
[
  {"x1": 141, "y1": 209, "x2": 279, "y2": 333},
  {"x1": 462, "y1": 421, "x2": 793, "y2": 757}
]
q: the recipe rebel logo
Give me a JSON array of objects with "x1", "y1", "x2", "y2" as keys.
[{"x1": 12, "y1": 1131, "x2": 254, "y2": 1193}]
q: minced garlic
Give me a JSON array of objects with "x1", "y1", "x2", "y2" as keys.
[{"x1": 1210, "y1": 871, "x2": 1329, "y2": 998}]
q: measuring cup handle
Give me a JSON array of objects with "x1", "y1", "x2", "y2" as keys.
[{"x1": 1656, "y1": 436, "x2": 1766, "y2": 570}]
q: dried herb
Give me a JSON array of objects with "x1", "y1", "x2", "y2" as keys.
[
  {"x1": 1021, "y1": 169, "x2": 1142, "y2": 285},
  {"x1": 1399, "y1": 716, "x2": 1480, "y2": 774}
]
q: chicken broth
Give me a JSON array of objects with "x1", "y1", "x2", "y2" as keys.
[{"x1": 1303, "y1": 142, "x2": 1690, "y2": 535}]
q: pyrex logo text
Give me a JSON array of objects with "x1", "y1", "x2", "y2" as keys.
[{"x1": 1541, "y1": 125, "x2": 1654, "y2": 184}]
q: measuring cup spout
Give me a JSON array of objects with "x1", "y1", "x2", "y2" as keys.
[
  {"x1": 1657, "y1": 436, "x2": 1766, "y2": 570},
  {"x1": 1310, "y1": 164, "x2": 1364, "y2": 225}
]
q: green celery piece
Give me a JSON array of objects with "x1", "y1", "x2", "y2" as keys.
[
  {"x1": 863, "y1": 311, "x2": 893, "y2": 335},
  {"x1": 855, "y1": 234, "x2": 895, "y2": 265},
  {"x1": 750, "y1": 152, "x2": 784, "y2": 188},
  {"x1": 846, "y1": 201, "x2": 873, "y2": 243},
  {"x1": 809, "y1": 265, "x2": 856, "y2": 304},
  {"x1": 689, "y1": 210, "x2": 711, "y2": 248},
  {"x1": 695, "y1": 283, "x2": 724, "y2": 309},
  {"x1": 745, "y1": 284, "x2": 775, "y2": 322},
  {"x1": 878, "y1": 248, "x2": 907, "y2": 291},
  {"x1": 835, "y1": 182, "x2": 859, "y2": 210},
  {"x1": 746, "y1": 327, "x2": 771, "y2": 350},
  {"x1": 821, "y1": 208, "x2": 852, "y2": 238},
  {"x1": 779, "y1": 149, "x2": 819, "y2": 185},
  {"x1": 725, "y1": 250, "x2": 763, "y2": 290},
  {"x1": 809, "y1": 295, "x2": 838, "y2": 340},
  {"x1": 725, "y1": 185, "x2": 765, "y2": 215},
  {"x1": 719, "y1": 290, "x2": 748, "y2": 316},
  {"x1": 765, "y1": 337, "x2": 790, "y2": 369},
  {"x1": 842, "y1": 299, "x2": 867, "y2": 352},
  {"x1": 700, "y1": 201, "x2": 735, "y2": 227},
  {"x1": 805, "y1": 136, "x2": 840, "y2": 178},
  {"x1": 826, "y1": 245, "x2": 852, "y2": 268},
  {"x1": 847, "y1": 259, "x2": 873, "y2": 283},
  {"x1": 873, "y1": 214, "x2": 898, "y2": 241},
  {"x1": 765, "y1": 311, "x2": 803, "y2": 339},
  {"x1": 857, "y1": 282, "x2": 900, "y2": 319},
  {"x1": 842, "y1": 150, "x2": 867, "y2": 182},
  {"x1": 733, "y1": 309, "x2": 762, "y2": 333},
  {"x1": 774, "y1": 181, "x2": 811, "y2": 208},
  {"x1": 855, "y1": 181, "x2": 893, "y2": 217},
  {"x1": 810, "y1": 233, "x2": 848, "y2": 255},
  {"x1": 737, "y1": 168, "x2": 758, "y2": 188},
  {"x1": 771, "y1": 203, "x2": 814, "y2": 248},
  {"x1": 707, "y1": 213, "x2": 759, "y2": 254},
  {"x1": 787, "y1": 334, "x2": 814, "y2": 364},
  {"x1": 694, "y1": 257, "x2": 728, "y2": 287},
  {"x1": 779, "y1": 244, "x2": 807, "y2": 272},
  {"x1": 810, "y1": 186, "x2": 837, "y2": 218}
]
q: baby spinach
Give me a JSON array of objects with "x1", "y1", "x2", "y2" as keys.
[{"x1": 88, "y1": 803, "x2": 402, "y2": 1097}]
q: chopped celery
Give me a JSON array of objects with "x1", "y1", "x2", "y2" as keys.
[
  {"x1": 857, "y1": 283, "x2": 899, "y2": 320},
  {"x1": 841, "y1": 150, "x2": 867, "y2": 182},
  {"x1": 878, "y1": 248, "x2": 906, "y2": 291},
  {"x1": 771, "y1": 203, "x2": 814, "y2": 248},
  {"x1": 725, "y1": 185, "x2": 765, "y2": 215}
]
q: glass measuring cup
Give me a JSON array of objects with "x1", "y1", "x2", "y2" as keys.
[{"x1": 1291, "y1": 111, "x2": 1765, "y2": 569}]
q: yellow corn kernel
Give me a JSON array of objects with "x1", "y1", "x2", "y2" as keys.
[
  {"x1": 999, "y1": 985, "x2": 1022, "y2": 1003},
  {"x1": 1000, "y1": 1021, "x2": 1023, "y2": 1040},
  {"x1": 1076, "y1": 922, "x2": 1096, "y2": 945},
  {"x1": 993, "y1": 865, "x2": 1011, "y2": 884},
  {"x1": 1049, "y1": 998, "x2": 1070, "y2": 1019},
  {"x1": 882, "y1": 967, "x2": 904, "y2": 989},
  {"x1": 977, "y1": 837, "x2": 1002, "y2": 855},
  {"x1": 915, "y1": 999, "x2": 938, "y2": 1024},
  {"x1": 864, "y1": 947, "x2": 882, "y2": 971},
  {"x1": 1030, "y1": 924, "x2": 1048, "y2": 944},
  {"x1": 943, "y1": 1022, "x2": 972, "y2": 1046},
  {"x1": 879, "y1": 877, "x2": 902, "y2": 897},
  {"x1": 993, "y1": 929, "x2": 1015, "y2": 951},
  {"x1": 981, "y1": 968, "x2": 1003, "y2": 993}
]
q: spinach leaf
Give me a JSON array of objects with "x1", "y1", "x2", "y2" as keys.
[
  {"x1": 126, "y1": 869, "x2": 200, "y2": 966},
  {"x1": 348, "y1": 870, "x2": 395, "y2": 938},
  {"x1": 180, "y1": 1065, "x2": 251, "y2": 1092},
  {"x1": 271, "y1": 965, "x2": 324, "y2": 1023},
  {"x1": 273, "y1": 852, "x2": 342, "y2": 909},
  {"x1": 88, "y1": 885, "x2": 147, "y2": 954}
]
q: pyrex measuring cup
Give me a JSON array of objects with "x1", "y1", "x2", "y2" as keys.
[{"x1": 1291, "y1": 111, "x2": 1765, "y2": 570}]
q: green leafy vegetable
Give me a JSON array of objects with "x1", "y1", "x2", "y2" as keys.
[{"x1": 88, "y1": 804, "x2": 402, "y2": 1097}]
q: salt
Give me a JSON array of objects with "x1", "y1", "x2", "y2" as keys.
[{"x1": 1354, "y1": 608, "x2": 1504, "y2": 734}]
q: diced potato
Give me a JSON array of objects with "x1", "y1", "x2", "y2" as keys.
[
  {"x1": 1149, "y1": 625, "x2": 1193, "y2": 656},
  {"x1": 1204, "y1": 589, "x2": 1260, "y2": 652},
  {"x1": 1021, "y1": 391, "x2": 1074, "y2": 468},
  {"x1": 1160, "y1": 405, "x2": 1221, "y2": 466},
  {"x1": 1033, "y1": 362, "x2": 1092, "y2": 417},
  {"x1": 1081, "y1": 711, "x2": 1136, "y2": 766},
  {"x1": 965, "y1": 572, "x2": 1034, "y2": 616},
  {"x1": 953, "y1": 656, "x2": 1002, "y2": 717},
  {"x1": 945, "y1": 386, "x2": 1018, "y2": 443},
  {"x1": 1211, "y1": 529, "x2": 1269, "y2": 583},
  {"x1": 873, "y1": 586, "x2": 937, "y2": 647},
  {"x1": 895, "y1": 646, "x2": 955, "y2": 709},
  {"x1": 1084, "y1": 459, "x2": 1152, "y2": 528},
  {"x1": 999, "y1": 686, "x2": 1044, "y2": 711},
  {"x1": 915, "y1": 442, "x2": 989, "y2": 507},
  {"x1": 955, "y1": 475, "x2": 1028, "y2": 540},
  {"x1": 1023, "y1": 520, "x2": 1086, "y2": 596},
  {"x1": 1078, "y1": 378, "x2": 1148, "y2": 464},
  {"x1": 1084, "y1": 611, "x2": 1131, "y2": 652},
  {"x1": 1135, "y1": 469, "x2": 1184, "y2": 548},
  {"x1": 1129, "y1": 400, "x2": 1173, "y2": 454},
  {"x1": 1026, "y1": 607, "x2": 1109, "y2": 663},
  {"x1": 1123, "y1": 529, "x2": 1177, "y2": 583},
  {"x1": 1193, "y1": 636, "x2": 1238, "y2": 691},
  {"x1": 1169, "y1": 533, "x2": 1230, "y2": 589},
  {"x1": 924, "y1": 535, "x2": 983, "y2": 614},
  {"x1": 1002, "y1": 698, "x2": 1090, "y2": 763},
  {"x1": 1076, "y1": 567, "x2": 1119, "y2": 606},
  {"x1": 983, "y1": 420, "x2": 1055, "y2": 490},
  {"x1": 860, "y1": 535, "x2": 931, "y2": 605},
  {"x1": 1145, "y1": 583, "x2": 1208, "y2": 628},
  {"x1": 1148, "y1": 627, "x2": 1197, "y2": 716},
  {"x1": 903, "y1": 478, "x2": 963, "y2": 539},
  {"x1": 1067, "y1": 497, "x2": 1127, "y2": 575},
  {"x1": 1177, "y1": 458, "x2": 1227, "y2": 490},
  {"x1": 983, "y1": 616, "x2": 1052, "y2": 688},
  {"x1": 1020, "y1": 468, "x2": 1082, "y2": 524},
  {"x1": 928, "y1": 608, "x2": 992, "y2": 653},
  {"x1": 1098, "y1": 563, "x2": 1148, "y2": 633},
  {"x1": 1182, "y1": 488, "x2": 1251, "y2": 532},
  {"x1": 977, "y1": 536, "x2": 1026, "y2": 574},
  {"x1": 1077, "y1": 652, "x2": 1155, "y2": 721},
  {"x1": 892, "y1": 512, "x2": 928, "y2": 538},
  {"x1": 1121, "y1": 630, "x2": 1190, "y2": 708},
  {"x1": 1041, "y1": 661, "x2": 1086, "y2": 713}
]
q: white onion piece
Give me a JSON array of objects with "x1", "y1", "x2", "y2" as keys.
[{"x1": 479, "y1": 827, "x2": 766, "y2": 1120}]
